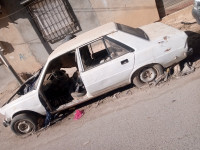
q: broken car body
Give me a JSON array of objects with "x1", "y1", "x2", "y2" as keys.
[{"x1": 0, "y1": 22, "x2": 190, "y2": 135}]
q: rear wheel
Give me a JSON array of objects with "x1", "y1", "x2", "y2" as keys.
[
  {"x1": 11, "y1": 114, "x2": 37, "y2": 136},
  {"x1": 133, "y1": 64, "x2": 164, "y2": 88}
]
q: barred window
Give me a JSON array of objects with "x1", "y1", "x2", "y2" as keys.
[{"x1": 27, "y1": 0, "x2": 80, "y2": 43}]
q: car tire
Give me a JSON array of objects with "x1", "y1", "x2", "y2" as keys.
[
  {"x1": 133, "y1": 64, "x2": 164, "y2": 88},
  {"x1": 11, "y1": 113, "x2": 37, "y2": 136}
]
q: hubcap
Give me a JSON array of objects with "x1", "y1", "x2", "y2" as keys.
[
  {"x1": 140, "y1": 68, "x2": 157, "y2": 83},
  {"x1": 17, "y1": 121, "x2": 33, "y2": 134}
]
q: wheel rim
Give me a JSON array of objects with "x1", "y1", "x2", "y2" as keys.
[
  {"x1": 139, "y1": 68, "x2": 157, "y2": 83},
  {"x1": 16, "y1": 120, "x2": 34, "y2": 134}
]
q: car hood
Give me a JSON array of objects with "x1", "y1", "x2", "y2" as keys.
[
  {"x1": 1, "y1": 68, "x2": 43, "y2": 109},
  {"x1": 0, "y1": 95, "x2": 23, "y2": 115},
  {"x1": 139, "y1": 22, "x2": 184, "y2": 41}
]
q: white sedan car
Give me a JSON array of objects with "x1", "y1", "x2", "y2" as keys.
[{"x1": 0, "y1": 22, "x2": 191, "y2": 135}]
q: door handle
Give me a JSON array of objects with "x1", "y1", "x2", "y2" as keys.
[{"x1": 121, "y1": 59, "x2": 129, "y2": 65}]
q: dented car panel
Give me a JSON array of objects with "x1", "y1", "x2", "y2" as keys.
[
  {"x1": 0, "y1": 90, "x2": 46, "y2": 119},
  {"x1": 0, "y1": 22, "x2": 190, "y2": 135},
  {"x1": 140, "y1": 22, "x2": 188, "y2": 68}
]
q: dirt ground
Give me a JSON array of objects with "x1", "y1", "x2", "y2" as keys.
[{"x1": 0, "y1": 5, "x2": 200, "y2": 150}]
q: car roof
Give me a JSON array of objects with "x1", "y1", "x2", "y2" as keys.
[{"x1": 48, "y1": 22, "x2": 118, "y2": 62}]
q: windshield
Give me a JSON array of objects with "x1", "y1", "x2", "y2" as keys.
[
  {"x1": 116, "y1": 23, "x2": 149, "y2": 40},
  {"x1": 2, "y1": 68, "x2": 43, "y2": 107}
]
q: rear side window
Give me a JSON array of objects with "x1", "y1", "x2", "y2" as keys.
[
  {"x1": 116, "y1": 23, "x2": 149, "y2": 40},
  {"x1": 104, "y1": 37, "x2": 131, "y2": 59},
  {"x1": 79, "y1": 39, "x2": 110, "y2": 71}
]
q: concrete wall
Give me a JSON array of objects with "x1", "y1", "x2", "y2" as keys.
[
  {"x1": 0, "y1": 0, "x2": 100, "y2": 64},
  {"x1": 89, "y1": 0, "x2": 160, "y2": 27},
  {"x1": 69, "y1": 0, "x2": 100, "y2": 34},
  {"x1": 1, "y1": 0, "x2": 50, "y2": 66},
  {"x1": 0, "y1": 65, "x2": 17, "y2": 91},
  {"x1": 0, "y1": 8, "x2": 42, "y2": 74},
  {"x1": 50, "y1": 0, "x2": 100, "y2": 49}
]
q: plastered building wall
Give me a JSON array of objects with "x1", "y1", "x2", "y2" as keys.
[
  {"x1": 0, "y1": 8, "x2": 41, "y2": 74},
  {"x1": 89, "y1": 0, "x2": 159, "y2": 27}
]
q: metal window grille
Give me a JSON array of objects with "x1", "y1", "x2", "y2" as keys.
[{"x1": 27, "y1": 0, "x2": 80, "y2": 43}]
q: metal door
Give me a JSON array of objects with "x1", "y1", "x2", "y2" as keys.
[{"x1": 156, "y1": 0, "x2": 193, "y2": 17}]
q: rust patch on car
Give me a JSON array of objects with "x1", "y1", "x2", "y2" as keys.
[
  {"x1": 163, "y1": 36, "x2": 168, "y2": 40},
  {"x1": 165, "y1": 48, "x2": 171, "y2": 52}
]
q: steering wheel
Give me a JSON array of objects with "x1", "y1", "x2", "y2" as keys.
[{"x1": 51, "y1": 70, "x2": 68, "y2": 80}]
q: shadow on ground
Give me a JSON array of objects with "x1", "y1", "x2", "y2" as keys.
[{"x1": 49, "y1": 84, "x2": 134, "y2": 125}]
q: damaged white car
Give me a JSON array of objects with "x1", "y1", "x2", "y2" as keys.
[{"x1": 0, "y1": 22, "x2": 191, "y2": 135}]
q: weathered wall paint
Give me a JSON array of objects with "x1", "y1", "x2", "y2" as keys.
[
  {"x1": 89, "y1": 0, "x2": 159, "y2": 27},
  {"x1": 0, "y1": 10, "x2": 41, "y2": 74},
  {"x1": 0, "y1": 65, "x2": 18, "y2": 91}
]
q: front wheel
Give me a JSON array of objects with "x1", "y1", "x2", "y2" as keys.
[
  {"x1": 11, "y1": 114, "x2": 37, "y2": 136},
  {"x1": 133, "y1": 64, "x2": 164, "y2": 88}
]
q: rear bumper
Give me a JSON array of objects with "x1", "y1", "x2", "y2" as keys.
[{"x1": 192, "y1": 8, "x2": 200, "y2": 24}]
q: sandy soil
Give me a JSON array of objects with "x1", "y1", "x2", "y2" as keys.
[{"x1": 0, "y1": 5, "x2": 200, "y2": 150}]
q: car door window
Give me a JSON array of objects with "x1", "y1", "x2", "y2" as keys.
[
  {"x1": 79, "y1": 39, "x2": 111, "y2": 71},
  {"x1": 104, "y1": 37, "x2": 132, "y2": 59}
]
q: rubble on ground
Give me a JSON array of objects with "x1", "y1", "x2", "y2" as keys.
[{"x1": 153, "y1": 61, "x2": 196, "y2": 86}]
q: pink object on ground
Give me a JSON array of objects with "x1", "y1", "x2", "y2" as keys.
[{"x1": 74, "y1": 110, "x2": 84, "y2": 120}]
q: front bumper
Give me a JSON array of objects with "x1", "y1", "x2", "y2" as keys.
[
  {"x1": 192, "y1": 8, "x2": 200, "y2": 24},
  {"x1": 3, "y1": 119, "x2": 10, "y2": 127}
]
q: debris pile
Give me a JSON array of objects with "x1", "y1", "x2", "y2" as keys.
[
  {"x1": 152, "y1": 61, "x2": 195, "y2": 86},
  {"x1": 180, "y1": 62, "x2": 195, "y2": 76}
]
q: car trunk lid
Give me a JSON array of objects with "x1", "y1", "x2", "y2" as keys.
[{"x1": 139, "y1": 22, "x2": 184, "y2": 41}]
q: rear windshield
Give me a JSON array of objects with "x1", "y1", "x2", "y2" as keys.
[{"x1": 116, "y1": 23, "x2": 149, "y2": 40}]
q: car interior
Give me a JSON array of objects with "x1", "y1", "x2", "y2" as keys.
[
  {"x1": 41, "y1": 51, "x2": 86, "y2": 109},
  {"x1": 79, "y1": 37, "x2": 130, "y2": 71},
  {"x1": 79, "y1": 39, "x2": 111, "y2": 71}
]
